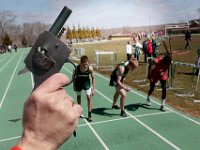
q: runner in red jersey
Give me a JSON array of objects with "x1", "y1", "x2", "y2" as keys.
[{"x1": 146, "y1": 54, "x2": 172, "y2": 111}]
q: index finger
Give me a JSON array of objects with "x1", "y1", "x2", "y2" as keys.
[{"x1": 35, "y1": 73, "x2": 69, "y2": 93}]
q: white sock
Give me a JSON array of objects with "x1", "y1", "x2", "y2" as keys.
[{"x1": 161, "y1": 99, "x2": 165, "y2": 106}]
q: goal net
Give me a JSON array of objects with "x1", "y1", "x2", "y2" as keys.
[{"x1": 94, "y1": 50, "x2": 117, "y2": 70}]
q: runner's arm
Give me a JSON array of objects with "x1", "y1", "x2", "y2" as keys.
[
  {"x1": 90, "y1": 65, "x2": 96, "y2": 95},
  {"x1": 116, "y1": 66, "x2": 129, "y2": 91}
]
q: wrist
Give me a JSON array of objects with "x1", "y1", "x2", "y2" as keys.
[
  {"x1": 18, "y1": 134, "x2": 56, "y2": 150},
  {"x1": 11, "y1": 146, "x2": 22, "y2": 150}
]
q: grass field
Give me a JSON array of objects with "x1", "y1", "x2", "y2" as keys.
[
  {"x1": 73, "y1": 34, "x2": 200, "y2": 118},
  {"x1": 0, "y1": 50, "x2": 200, "y2": 149}
]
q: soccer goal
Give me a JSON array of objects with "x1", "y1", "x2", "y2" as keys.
[
  {"x1": 94, "y1": 50, "x2": 117, "y2": 70},
  {"x1": 172, "y1": 61, "x2": 200, "y2": 102},
  {"x1": 75, "y1": 48, "x2": 85, "y2": 58}
]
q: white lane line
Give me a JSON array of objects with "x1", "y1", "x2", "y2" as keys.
[
  {"x1": 87, "y1": 111, "x2": 171, "y2": 126},
  {"x1": 95, "y1": 89, "x2": 181, "y2": 150},
  {"x1": 135, "y1": 111, "x2": 172, "y2": 118},
  {"x1": 64, "y1": 67, "x2": 180, "y2": 149},
  {"x1": 130, "y1": 90, "x2": 200, "y2": 126},
  {"x1": 78, "y1": 111, "x2": 171, "y2": 128},
  {"x1": 0, "y1": 136, "x2": 21, "y2": 142},
  {"x1": 0, "y1": 54, "x2": 18, "y2": 72},
  {"x1": 0, "y1": 54, "x2": 9, "y2": 63},
  {"x1": 127, "y1": 111, "x2": 181, "y2": 150},
  {"x1": 94, "y1": 72, "x2": 200, "y2": 126},
  {"x1": 0, "y1": 111, "x2": 172, "y2": 143},
  {"x1": 83, "y1": 116, "x2": 109, "y2": 150},
  {"x1": 78, "y1": 116, "x2": 131, "y2": 128},
  {"x1": 0, "y1": 52, "x2": 24, "y2": 109}
]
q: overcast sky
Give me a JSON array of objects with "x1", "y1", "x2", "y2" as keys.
[{"x1": 1, "y1": 0, "x2": 200, "y2": 29}]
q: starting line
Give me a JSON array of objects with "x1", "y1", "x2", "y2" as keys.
[{"x1": 0, "y1": 111, "x2": 172, "y2": 143}]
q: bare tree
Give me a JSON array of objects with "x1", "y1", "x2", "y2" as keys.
[
  {"x1": 22, "y1": 23, "x2": 33, "y2": 46},
  {"x1": 0, "y1": 10, "x2": 51, "y2": 47},
  {"x1": 32, "y1": 22, "x2": 49, "y2": 36},
  {"x1": 21, "y1": 22, "x2": 49, "y2": 46},
  {"x1": 0, "y1": 10, "x2": 16, "y2": 38}
]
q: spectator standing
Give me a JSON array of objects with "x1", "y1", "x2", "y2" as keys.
[
  {"x1": 146, "y1": 38, "x2": 153, "y2": 57},
  {"x1": 133, "y1": 34, "x2": 143, "y2": 62},
  {"x1": 14, "y1": 44, "x2": 17, "y2": 52},
  {"x1": 8, "y1": 45, "x2": 12, "y2": 53},
  {"x1": 142, "y1": 40, "x2": 148, "y2": 63},
  {"x1": 185, "y1": 30, "x2": 192, "y2": 50},
  {"x1": 126, "y1": 40, "x2": 132, "y2": 60},
  {"x1": 152, "y1": 36, "x2": 158, "y2": 58}
]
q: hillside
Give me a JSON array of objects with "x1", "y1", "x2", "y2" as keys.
[{"x1": 101, "y1": 24, "x2": 165, "y2": 38}]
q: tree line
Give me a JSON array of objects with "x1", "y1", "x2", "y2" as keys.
[
  {"x1": 0, "y1": 10, "x2": 50, "y2": 48},
  {"x1": 0, "y1": 10, "x2": 102, "y2": 48},
  {"x1": 66, "y1": 26, "x2": 102, "y2": 43}
]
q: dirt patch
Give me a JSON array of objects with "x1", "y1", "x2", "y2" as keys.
[{"x1": 172, "y1": 50, "x2": 190, "y2": 56}]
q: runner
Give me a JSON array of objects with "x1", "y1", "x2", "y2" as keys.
[
  {"x1": 146, "y1": 54, "x2": 172, "y2": 111},
  {"x1": 109, "y1": 58, "x2": 138, "y2": 117},
  {"x1": 73, "y1": 55, "x2": 95, "y2": 122}
]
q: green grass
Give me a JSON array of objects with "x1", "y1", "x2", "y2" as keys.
[{"x1": 72, "y1": 35, "x2": 200, "y2": 118}]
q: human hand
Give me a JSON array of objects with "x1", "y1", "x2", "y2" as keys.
[
  {"x1": 92, "y1": 88, "x2": 95, "y2": 96},
  {"x1": 147, "y1": 73, "x2": 150, "y2": 79},
  {"x1": 123, "y1": 78, "x2": 126, "y2": 83},
  {"x1": 17, "y1": 73, "x2": 82, "y2": 150},
  {"x1": 125, "y1": 87, "x2": 131, "y2": 92}
]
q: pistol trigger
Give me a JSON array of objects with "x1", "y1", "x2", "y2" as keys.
[{"x1": 18, "y1": 66, "x2": 30, "y2": 75}]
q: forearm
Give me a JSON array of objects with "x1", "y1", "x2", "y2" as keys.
[{"x1": 117, "y1": 80, "x2": 128, "y2": 90}]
